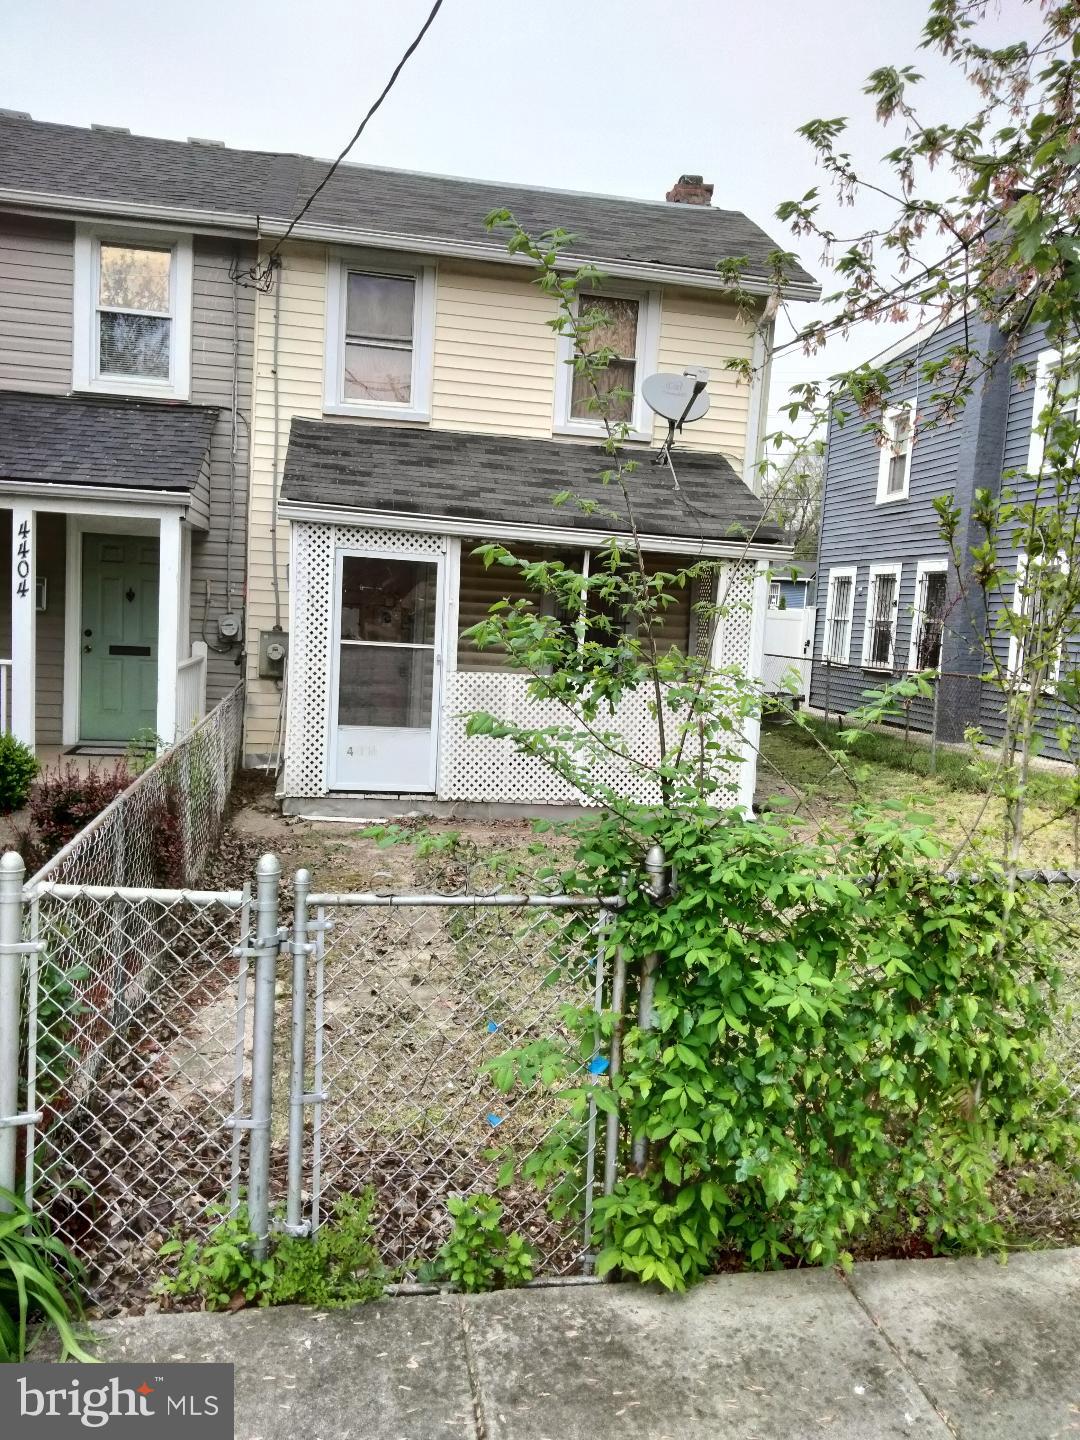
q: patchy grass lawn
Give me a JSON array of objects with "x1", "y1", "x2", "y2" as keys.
[{"x1": 758, "y1": 714, "x2": 1080, "y2": 870}]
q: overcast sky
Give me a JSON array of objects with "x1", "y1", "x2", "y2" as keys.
[{"x1": 2, "y1": 0, "x2": 1042, "y2": 437}]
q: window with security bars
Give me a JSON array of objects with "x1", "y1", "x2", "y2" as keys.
[
  {"x1": 823, "y1": 571, "x2": 855, "y2": 661},
  {"x1": 863, "y1": 569, "x2": 900, "y2": 667},
  {"x1": 1009, "y1": 553, "x2": 1066, "y2": 688},
  {"x1": 912, "y1": 569, "x2": 947, "y2": 669}
]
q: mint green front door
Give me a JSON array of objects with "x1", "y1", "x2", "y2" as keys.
[{"x1": 80, "y1": 534, "x2": 159, "y2": 742}]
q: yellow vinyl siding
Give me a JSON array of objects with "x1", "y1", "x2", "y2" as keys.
[
  {"x1": 244, "y1": 245, "x2": 326, "y2": 756},
  {"x1": 654, "y1": 291, "x2": 756, "y2": 463},
  {"x1": 241, "y1": 246, "x2": 756, "y2": 758},
  {"x1": 432, "y1": 264, "x2": 558, "y2": 436}
]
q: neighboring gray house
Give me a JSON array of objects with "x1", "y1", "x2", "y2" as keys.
[
  {"x1": 0, "y1": 118, "x2": 256, "y2": 755},
  {"x1": 811, "y1": 311, "x2": 1071, "y2": 747}
]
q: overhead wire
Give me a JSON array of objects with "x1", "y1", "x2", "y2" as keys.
[{"x1": 248, "y1": 0, "x2": 446, "y2": 289}]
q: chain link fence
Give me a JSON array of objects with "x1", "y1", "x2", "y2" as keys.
[
  {"x1": 0, "y1": 779, "x2": 1077, "y2": 1310},
  {"x1": 29, "y1": 682, "x2": 245, "y2": 893},
  {"x1": 0, "y1": 686, "x2": 248, "y2": 1304},
  {"x1": 291, "y1": 889, "x2": 611, "y2": 1279}
]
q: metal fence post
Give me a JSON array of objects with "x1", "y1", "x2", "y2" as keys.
[
  {"x1": 930, "y1": 674, "x2": 941, "y2": 776},
  {"x1": 0, "y1": 851, "x2": 26, "y2": 1208},
  {"x1": 631, "y1": 845, "x2": 667, "y2": 1171},
  {"x1": 285, "y1": 868, "x2": 311, "y2": 1236},
  {"x1": 248, "y1": 852, "x2": 281, "y2": 1257}
]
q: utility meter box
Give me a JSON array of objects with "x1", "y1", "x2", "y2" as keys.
[
  {"x1": 218, "y1": 611, "x2": 242, "y2": 643},
  {"x1": 258, "y1": 627, "x2": 288, "y2": 679}
]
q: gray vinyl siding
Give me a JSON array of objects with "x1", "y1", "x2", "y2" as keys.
[
  {"x1": 0, "y1": 218, "x2": 255, "y2": 729},
  {"x1": 188, "y1": 237, "x2": 256, "y2": 705},
  {"x1": 0, "y1": 215, "x2": 73, "y2": 393},
  {"x1": 810, "y1": 322, "x2": 965, "y2": 730},
  {"x1": 773, "y1": 577, "x2": 809, "y2": 609},
  {"x1": 974, "y1": 323, "x2": 1075, "y2": 752},
  {"x1": 0, "y1": 510, "x2": 67, "y2": 748}
]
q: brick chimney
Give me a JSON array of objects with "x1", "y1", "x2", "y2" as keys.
[{"x1": 666, "y1": 174, "x2": 713, "y2": 206}]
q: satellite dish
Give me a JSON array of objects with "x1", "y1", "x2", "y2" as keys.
[{"x1": 642, "y1": 371, "x2": 710, "y2": 425}]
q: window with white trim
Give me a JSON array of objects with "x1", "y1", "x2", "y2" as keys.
[
  {"x1": 768, "y1": 580, "x2": 782, "y2": 609},
  {"x1": 1008, "y1": 551, "x2": 1067, "y2": 689},
  {"x1": 862, "y1": 564, "x2": 902, "y2": 668},
  {"x1": 324, "y1": 255, "x2": 435, "y2": 421},
  {"x1": 73, "y1": 227, "x2": 192, "y2": 399},
  {"x1": 553, "y1": 289, "x2": 660, "y2": 441},
  {"x1": 876, "y1": 402, "x2": 914, "y2": 503},
  {"x1": 1027, "y1": 348, "x2": 1079, "y2": 477},
  {"x1": 908, "y1": 560, "x2": 948, "y2": 671},
  {"x1": 822, "y1": 567, "x2": 856, "y2": 662}
]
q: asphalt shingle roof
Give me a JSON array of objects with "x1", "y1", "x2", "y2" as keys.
[
  {"x1": 0, "y1": 116, "x2": 817, "y2": 291},
  {"x1": 280, "y1": 421, "x2": 782, "y2": 545},
  {"x1": 0, "y1": 391, "x2": 217, "y2": 491}
]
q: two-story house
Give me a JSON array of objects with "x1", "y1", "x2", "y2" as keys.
[
  {"x1": 0, "y1": 114, "x2": 820, "y2": 811},
  {"x1": 0, "y1": 113, "x2": 257, "y2": 755},
  {"x1": 811, "y1": 311, "x2": 1074, "y2": 753}
]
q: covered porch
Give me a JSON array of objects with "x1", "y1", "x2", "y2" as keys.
[
  {"x1": 277, "y1": 422, "x2": 785, "y2": 815},
  {"x1": 0, "y1": 392, "x2": 217, "y2": 756}
]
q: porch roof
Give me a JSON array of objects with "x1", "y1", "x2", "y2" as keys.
[
  {"x1": 0, "y1": 391, "x2": 215, "y2": 523},
  {"x1": 279, "y1": 422, "x2": 784, "y2": 548}
]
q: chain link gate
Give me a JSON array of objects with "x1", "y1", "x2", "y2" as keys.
[{"x1": 279, "y1": 877, "x2": 619, "y2": 1279}]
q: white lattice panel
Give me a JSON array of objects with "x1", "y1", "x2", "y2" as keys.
[
  {"x1": 283, "y1": 522, "x2": 445, "y2": 798},
  {"x1": 284, "y1": 535, "x2": 760, "y2": 807}
]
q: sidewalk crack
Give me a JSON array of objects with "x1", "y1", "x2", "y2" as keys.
[
  {"x1": 456, "y1": 1294, "x2": 488, "y2": 1440},
  {"x1": 839, "y1": 1270, "x2": 961, "y2": 1439}
]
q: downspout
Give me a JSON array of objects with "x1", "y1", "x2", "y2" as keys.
[
  {"x1": 270, "y1": 256, "x2": 283, "y2": 631},
  {"x1": 742, "y1": 313, "x2": 775, "y2": 496}
]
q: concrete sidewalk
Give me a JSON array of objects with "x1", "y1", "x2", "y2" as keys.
[{"x1": 82, "y1": 1248, "x2": 1080, "y2": 1440}]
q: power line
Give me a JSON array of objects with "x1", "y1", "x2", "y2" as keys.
[{"x1": 251, "y1": 0, "x2": 446, "y2": 287}]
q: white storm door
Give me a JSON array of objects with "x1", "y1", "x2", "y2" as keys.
[{"x1": 330, "y1": 548, "x2": 443, "y2": 792}]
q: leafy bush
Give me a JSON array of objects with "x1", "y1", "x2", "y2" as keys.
[
  {"x1": 0, "y1": 1186, "x2": 92, "y2": 1361},
  {"x1": 435, "y1": 1194, "x2": 534, "y2": 1293},
  {"x1": 157, "y1": 1205, "x2": 274, "y2": 1311},
  {"x1": 270, "y1": 1193, "x2": 384, "y2": 1308},
  {"x1": 489, "y1": 810, "x2": 1080, "y2": 1291},
  {"x1": 21, "y1": 761, "x2": 130, "y2": 866},
  {"x1": 0, "y1": 733, "x2": 39, "y2": 813},
  {"x1": 157, "y1": 1193, "x2": 385, "y2": 1311}
]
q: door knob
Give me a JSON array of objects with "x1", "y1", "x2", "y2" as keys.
[{"x1": 83, "y1": 644, "x2": 92, "y2": 653}]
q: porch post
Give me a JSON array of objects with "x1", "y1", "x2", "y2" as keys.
[
  {"x1": 10, "y1": 505, "x2": 36, "y2": 748},
  {"x1": 156, "y1": 512, "x2": 182, "y2": 748}
]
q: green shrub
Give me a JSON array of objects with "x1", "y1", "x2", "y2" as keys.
[
  {"x1": 157, "y1": 1205, "x2": 275, "y2": 1311},
  {"x1": 488, "y1": 811, "x2": 1080, "y2": 1292},
  {"x1": 270, "y1": 1193, "x2": 384, "y2": 1308},
  {"x1": 0, "y1": 1186, "x2": 92, "y2": 1361},
  {"x1": 156, "y1": 1193, "x2": 385, "y2": 1311},
  {"x1": 0, "y1": 733, "x2": 39, "y2": 813},
  {"x1": 434, "y1": 1194, "x2": 534, "y2": 1293}
]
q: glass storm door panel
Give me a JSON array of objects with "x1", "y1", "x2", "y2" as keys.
[
  {"x1": 331, "y1": 552, "x2": 442, "y2": 791},
  {"x1": 80, "y1": 533, "x2": 159, "y2": 741}
]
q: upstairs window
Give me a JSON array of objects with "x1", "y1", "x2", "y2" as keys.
[
  {"x1": 325, "y1": 254, "x2": 435, "y2": 421},
  {"x1": 1008, "y1": 551, "x2": 1067, "y2": 690},
  {"x1": 74, "y1": 227, "x2": 192, "y2": 399},
  {"x1": 862, "y1": 564, "x2": 902, "y2": 668},
  {"x1": 554, "y1": 288, "x2": 660, "y2": 441},
  {"x1": 1027, "y1": 348, "x2": 1079, "y2": 477},
  {"x1": 822, "y1": 567, "x2": 856, "y2": 662},
  {"x1": 876, "y1": 402, "x2": 914, "y2": 503},
  {"x1": 909, "y1": 560, "x2": 948, "y2": 671}
]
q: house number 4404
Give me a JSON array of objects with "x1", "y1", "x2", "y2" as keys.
[{"x1": 15, "y1": 520, "x2": 30, "y2": 599}]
